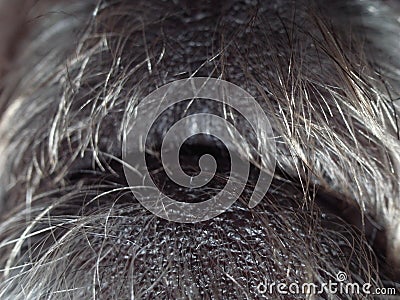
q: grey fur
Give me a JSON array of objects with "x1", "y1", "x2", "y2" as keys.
[{"x1": 0, "y1": 0, "x2": 399, "y2": 298}]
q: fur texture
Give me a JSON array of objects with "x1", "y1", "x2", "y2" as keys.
[{"x1": 0, "y1": 0, "x2": 399, "y2": 298}]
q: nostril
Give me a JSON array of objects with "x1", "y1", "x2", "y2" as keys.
[
  {"x1": 145, "y1": 134, "x2": 232, "y2": 204},
  {"x1": 177, "y1": 134, "x2": 231, "y2": 177},
  {"x1": 137, "y1": 94, "x2": 264, "y2": 206}
]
